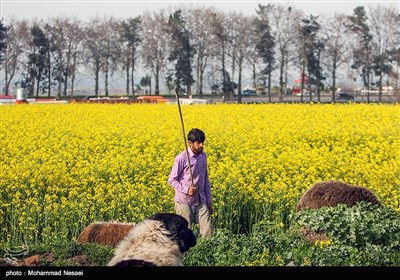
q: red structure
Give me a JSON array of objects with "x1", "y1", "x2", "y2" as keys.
[{"x1": 292, "y1": 71, "x2": 309, "y2": 94}]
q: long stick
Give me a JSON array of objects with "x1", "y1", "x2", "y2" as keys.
[{"x1": 174, "y1": 88, "x2": 195, "y2": 187}]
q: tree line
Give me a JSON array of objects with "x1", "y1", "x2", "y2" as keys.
[{"x1": 0, "y1": 4, "x2": 399, "y2": 103}]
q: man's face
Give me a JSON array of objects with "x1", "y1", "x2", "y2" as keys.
[{"x1": 189, "y1": 141, "x2": 203, "y2": 155}]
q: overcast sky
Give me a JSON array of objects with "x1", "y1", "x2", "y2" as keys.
[{"x1": 1, "y1": 0, "x2": 399, "y2": 21}]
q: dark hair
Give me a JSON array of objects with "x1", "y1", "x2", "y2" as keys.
[{"x1": 188, "y1": 128, "x2": 205, "y2": 143}]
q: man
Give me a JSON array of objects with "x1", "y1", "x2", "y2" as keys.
[{"x1": 168, "y1": 128, "x2": 213, "y2": 237}]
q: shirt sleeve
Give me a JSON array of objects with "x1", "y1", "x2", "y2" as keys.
[{"x1": 168, "y1": 154, "x2": 190, "y2": 195}]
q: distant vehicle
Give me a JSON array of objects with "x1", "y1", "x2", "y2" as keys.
[
  {"x1": 296, "y1": 92, "x2": 314, "y2": 97},
  {"x1": 83, "y1": 95, "x2": 99, "y2": 100},
  {"x1": 336, "y1": 92, "x2": 355, "y2": 101},
  {"x1": 242, "y1": 89, "x2": 257, "y2": 96}
]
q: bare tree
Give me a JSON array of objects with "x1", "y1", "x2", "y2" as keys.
[
  {"x1": 44, "y1": 16, "x2": 66, "y2": 98},
  {"x1": 369, "y1": 4, "x2": 398, "y2": 101},
  {"x1": 268, "y1": 4, "x2": 303, "y2": 101},
  {"x1": 321, "y1": 13, "x2": 351, "y2": 102},
  {"x1": 82, "y1": 16, "x2": 125, "y2": 97},
  {"x1": 63, "y1": 17, "x2": 83, "y2": 97},
  {"x1": 228, "y1": 12, "x2": 254, "y2": 104},
  {"x1": 185, "y1": 6, "x2": 216, "y2": 98},
  {"x1": 140, "y1": 10, "x2": 170, "y2": 95},
  {"x1": 43, "y1": 16, "x2": 83, "y2": 98},
  {"x1": 83, "y1": 17, "x2": 105, "y2": 96},
  {"x1": 120, "y1": 16, "x2": 141, "y2": 96},
  {"x1": 2, "y1": 17, "x2": 30, "y2": 95},
  {"x1": 210, "y1": 11, "x2": 233, "y2": 99},
  {"x1": 99, "y1": 16, "x2": 121, "y2": 96}
]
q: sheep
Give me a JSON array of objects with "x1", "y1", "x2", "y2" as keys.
[
  {"x1": 107, "y1": 213, "x2": 197, "y2": 266},
  {"x1": 296, "y1": 180, "x2": 382, "y2": 212},
  {"x1": 77, "y1": 221, "x2": 135, "y2": 247}
]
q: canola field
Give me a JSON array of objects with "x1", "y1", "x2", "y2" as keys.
[{"x1": 1, "y1": 103, "x2": 399, "y2": 245}]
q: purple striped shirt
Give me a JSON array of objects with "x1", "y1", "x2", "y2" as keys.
[{"x1": 167, "y1": 148, "x2": 212, "y2": 206}]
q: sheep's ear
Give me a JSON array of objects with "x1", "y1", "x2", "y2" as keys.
[{"x1": 178, "y1": 227, "x2": 197, "y2": 253}]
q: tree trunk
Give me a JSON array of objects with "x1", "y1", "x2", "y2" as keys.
[
  {"x1": 95, "y1": 61, "x2": 100, "y2": 96},
  {"x1": 131, "y1": 52, "x2": 135, "y2": 96},
  {"x1": 238, "y1": 62, "x2": 242, "y2": 104},
  {"x1": 331, "y1": 58, "x2": 337, "y2": 102},
  {"x1": 105, "y1": 68, "x2": 109, "y2": 97},
  {"x1": 126, "y1": 59, "x2": 130, "y2": 95},
  {"x1": 279, "y1": 52, "x2": 285, "y2": 102}
]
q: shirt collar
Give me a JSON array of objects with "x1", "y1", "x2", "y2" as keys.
[{"x1": 188, "y1": 147, "x2": 202, "y2": 158}]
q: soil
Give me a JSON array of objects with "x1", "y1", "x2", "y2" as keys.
[{"x1": 0, "y1": 253, "x2": 98, "y2": 267}]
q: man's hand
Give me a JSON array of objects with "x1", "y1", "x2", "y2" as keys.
[
  {"x1": 188, "y1": 184, "x2": 197, "y2": 196},
  {"x1": 207, "y1": 204, "x2": 214, "y2": 215}
]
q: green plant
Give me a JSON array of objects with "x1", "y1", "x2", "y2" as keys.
[{"x1": 294, "y1": 202, "x2": 400, "y2": 249}]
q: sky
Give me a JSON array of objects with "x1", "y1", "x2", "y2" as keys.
[{"x1": 1, "y1": 0, "x2": 399, "y2": 21}]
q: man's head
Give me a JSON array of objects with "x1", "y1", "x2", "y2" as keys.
[
  {"x1": 188, "y1": 128, "x2": 205, "y2": 143},
  {"x1": 188, "y1": 128, "x2": 205, "y2": 155}
]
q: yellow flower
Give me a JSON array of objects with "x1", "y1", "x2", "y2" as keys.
[
  {"x1": 1, "y1": 103, "x2": 399, "y2": 244},
  {"x1": 315, "y1": 239, "x2": 332, "y2": 248}
]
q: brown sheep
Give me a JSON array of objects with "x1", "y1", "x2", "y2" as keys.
[
  {"x1": 296, "y1": 180, "x2": 382, "y2": 212},
  {"x1": 77, "y1": 221, "x2": 135, "y2": 247}
]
